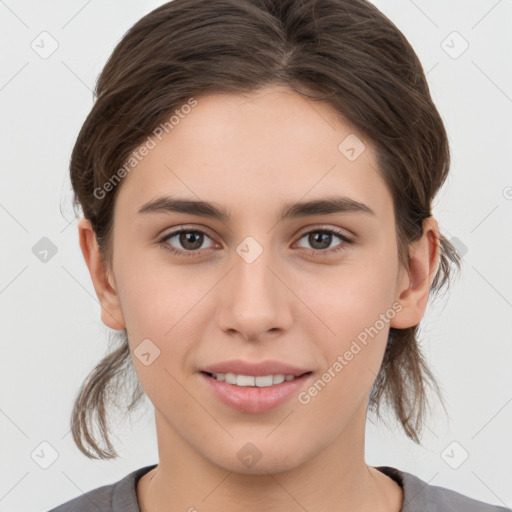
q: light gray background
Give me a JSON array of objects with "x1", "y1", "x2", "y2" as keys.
[{"x1": 1, "y1": 1, "x2": 511, "y2": 511}]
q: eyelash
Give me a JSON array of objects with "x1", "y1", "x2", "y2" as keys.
[{"x1": 157, "y1": 226, "x2": 354, "y2": 259}]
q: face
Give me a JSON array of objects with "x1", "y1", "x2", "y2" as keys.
[{"x1": 81, "y1": 84, "x2": 434, "y2": 475}]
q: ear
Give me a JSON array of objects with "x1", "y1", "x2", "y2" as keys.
[
  {"x1": 77, "y1": 217, "x2": 126, "y2": 330},
  {"x1": 390, "y1": 217, "x2": 441, "y2": 329}
]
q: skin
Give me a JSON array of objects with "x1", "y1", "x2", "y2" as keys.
[{"x1": 78, "y1": 85, "x2": 440, "y2": 512}]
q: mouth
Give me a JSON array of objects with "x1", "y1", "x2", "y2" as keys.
[
  {"x1": 198, "y1": 370, "x2": 314, "y2": 413},
  {"x1": 200, "y1": 370, "x2": 313, "y2": 388}
]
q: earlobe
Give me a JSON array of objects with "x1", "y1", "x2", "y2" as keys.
[
  {"x1": 77, "y1": 217, "x2": 126, "y2": 331},
  {"x1": 390, "y1": 217, "x2": 440, "y2": 329}
]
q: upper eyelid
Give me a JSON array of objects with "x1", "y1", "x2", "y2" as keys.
[{"x1": 295, "y1": 224, "x2": 352, "y2": 238}]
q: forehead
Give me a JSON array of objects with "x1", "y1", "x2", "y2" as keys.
[{"x1": 113, "y1": 85, "x2": 393, "y2": 224}]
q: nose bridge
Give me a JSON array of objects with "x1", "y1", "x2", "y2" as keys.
[
  {"x1": 232, "y1": 234, "x2": 281, "y2": 305},
  {"x1": 217, "y1": 234, "x2": 291, "y2": 338}
]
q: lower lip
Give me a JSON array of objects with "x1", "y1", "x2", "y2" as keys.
[{"x1": 199, "y1": 372, "x2": 313, "y2": 413}]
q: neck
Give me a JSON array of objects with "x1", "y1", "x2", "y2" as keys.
[{"x1": 137, "y1": 406, "x2": 402, "y2": 512}]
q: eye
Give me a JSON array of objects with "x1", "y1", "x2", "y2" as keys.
[
  {"x1": 158, "y1": 228, "x2": 217, "y2": 258},
  {"x1": 294, "y1": 227, "x2": 353, "y2": 256},
  {"x1": 157, "y1": 225, "x2": 354, "y2": 258}
]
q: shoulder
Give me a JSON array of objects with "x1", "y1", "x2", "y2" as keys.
[
  {"x1": 376, "y1": 466, "x2": 511, "y2": 512},
  {"x1": 47, "y1": 464, "x2": 157, "y2": 512},
  {"x1": 47, "y1": 480, "x2": 114, "y2": 512}
]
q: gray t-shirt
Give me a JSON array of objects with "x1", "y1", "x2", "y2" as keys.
[{"x1": 47, "y1": 463, "x2": 510, "y2": 512}]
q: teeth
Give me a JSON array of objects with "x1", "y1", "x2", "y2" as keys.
[{"x1": 211, "y1": 372, "x2": 297, "y2": 387}]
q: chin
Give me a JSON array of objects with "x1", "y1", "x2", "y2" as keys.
[{"x1": 205, "y1": 442, "x2": 308, "y2": 476}]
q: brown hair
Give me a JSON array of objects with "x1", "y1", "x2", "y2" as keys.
[{"x1": 68, "y1": 0, "x2": 461, "y2": 459}]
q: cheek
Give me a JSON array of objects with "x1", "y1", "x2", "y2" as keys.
[
  {"x1": 304, "y1": 256, "x2": 397, "y2": 338},
  {"x1": 115, "y1": 248, "x2": 202, "y2": 334},
  {"x1": 297, "y1": 255, "x2": 396, "y2": 390},
  {"x1": 114, "y1": 257, "x2": 212, "y2": 386}
]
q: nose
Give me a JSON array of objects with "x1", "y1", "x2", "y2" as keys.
[{"x1": 216, "y1": 241, "x2": 293, "y2": 342}]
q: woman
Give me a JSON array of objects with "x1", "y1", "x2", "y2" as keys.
[{"x1": 48, "y1": 0, "x2": 510, "y2": 511}]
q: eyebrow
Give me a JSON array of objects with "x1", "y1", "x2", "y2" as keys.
[{"x1": 137, "y1": 195, "x2": 375, "y2": 222}]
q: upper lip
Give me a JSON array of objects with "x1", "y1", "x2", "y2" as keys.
[{"x1": 200, "y1": 359, "x2": 312, "y2": 377}]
